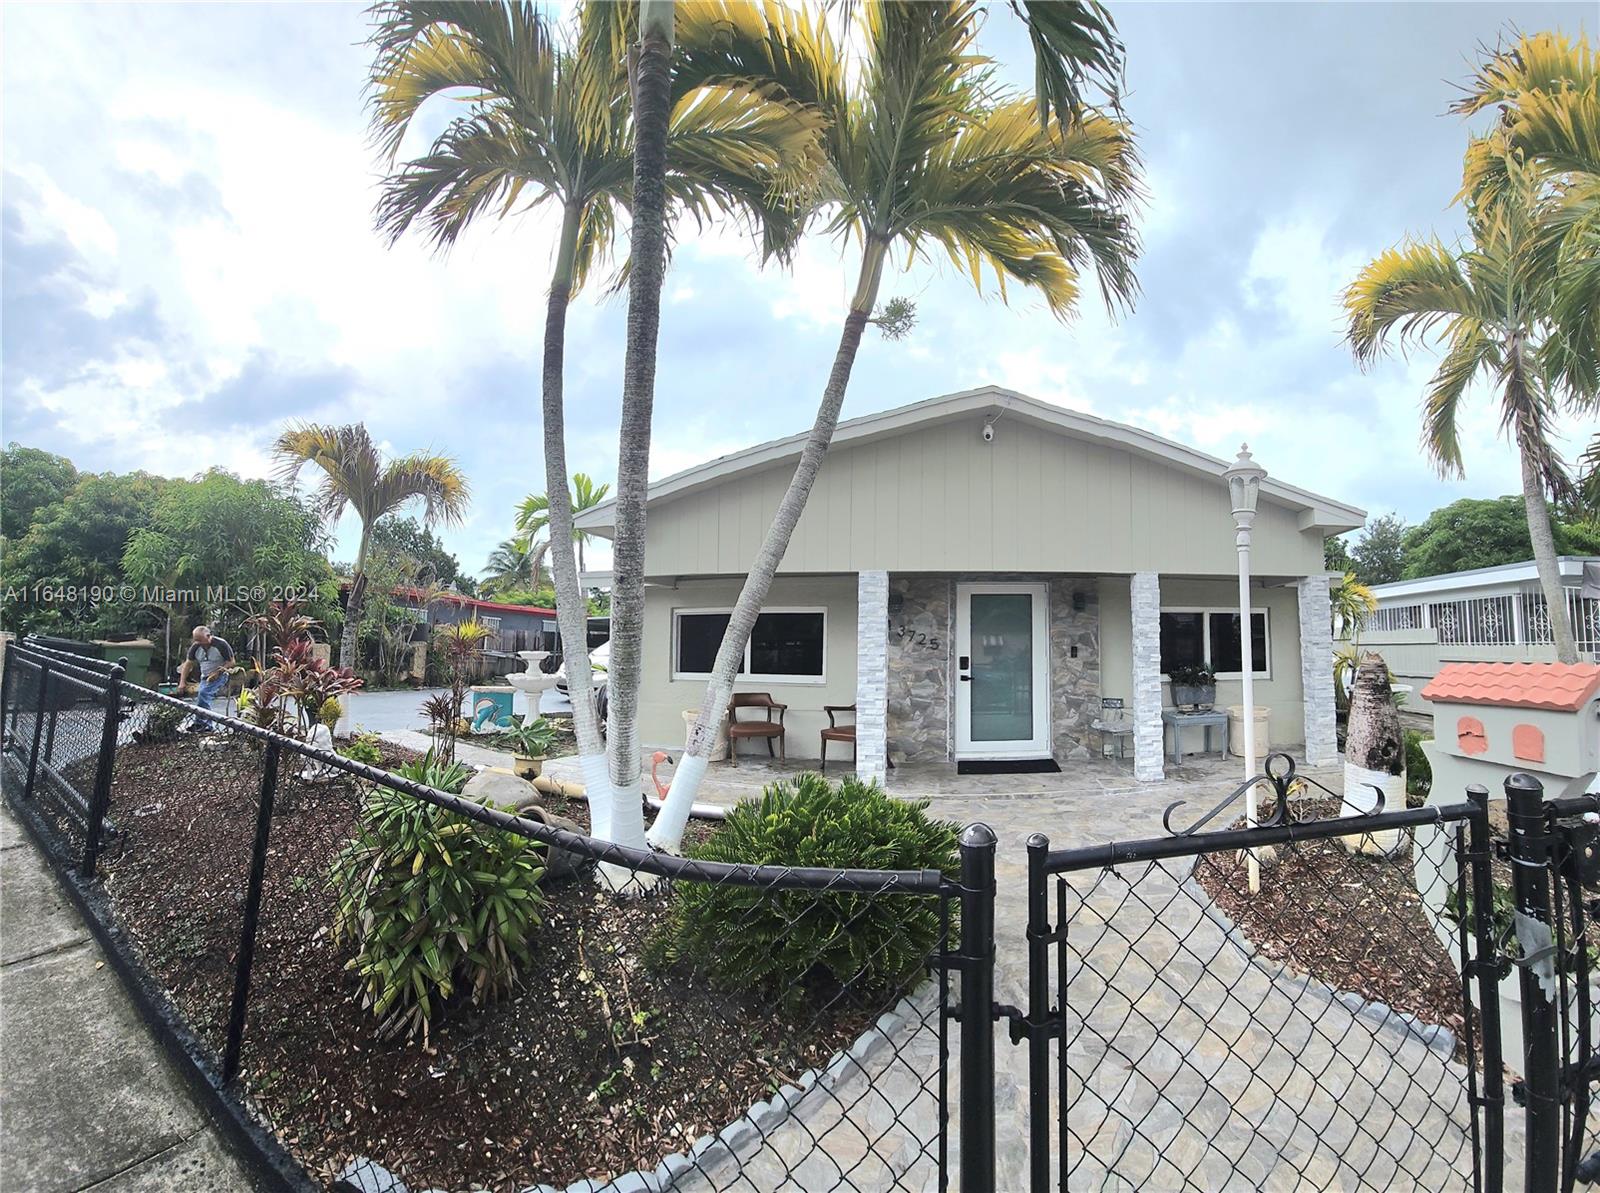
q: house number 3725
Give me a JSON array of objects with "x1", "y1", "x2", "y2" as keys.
[{"x1": 889, "y1": 620, "x2": 941, "y2": 651}]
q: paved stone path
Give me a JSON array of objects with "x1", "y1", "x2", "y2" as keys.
[{"x1": 0, "y1": 800, "x2": 252, "y2": 1191}]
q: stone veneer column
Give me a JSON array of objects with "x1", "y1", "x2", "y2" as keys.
[
  {"x1": 1297, "y1": 574, "x2": 1338, "y2": 766},
  {"x1": 855, "y1": 571, "x2": 890, "y2": 784},
  {"x1": 1130, "y1": 571, "x2": 1165, "y2": 782}
]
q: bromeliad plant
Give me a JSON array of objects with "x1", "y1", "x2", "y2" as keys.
[
  {"x1": 503, "y1": 715, "x2": 558, "y2": 760},
  {"x1": 330, "y1": 785, "x2": 545, "y2": 1043},
  {"x1": 652, "y1": 773, "x2": 958, "y2": 1003},
  {"x1": 393, "y1": 745, "x2": 475, "y2": 795}
]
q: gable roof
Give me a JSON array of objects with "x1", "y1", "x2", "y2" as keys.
[{"x1": 575, "y1": 385, "x2": 1365, "y2": 536}]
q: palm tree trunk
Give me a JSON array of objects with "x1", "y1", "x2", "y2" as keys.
[
  {"x1": 1519, "y1": 430, "x2": 1579, "y2": 662},
  {"x1": 605, "y1": 0, "x2": 675, "y2": 862},
  {"x1": 649, "y1": 238, "x2": 889, "y2": 850},
  {"x1": 541, "y1": 202, "x2": 611, "y2": 830},
  {"x1": 340, "y1": 525, "x2": 371, "y2": 672}
]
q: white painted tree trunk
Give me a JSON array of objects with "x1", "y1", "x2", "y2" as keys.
[
  {"x1": 648, "y1": 241, "x2": 888, "y2": 851},
  {"x1": 1520, "y1": 436, "x2": 1579, "y2": 663},
  {"x1": 602, "y1": 0, "x2": 675, "y2": 870},
  {"x1": 540, "y1": 203, "x2": 608, "y2": 835}
]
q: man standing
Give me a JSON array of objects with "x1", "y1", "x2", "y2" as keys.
[{"x1": 178, "y1": 625, "x2": 235, "y2": 732}]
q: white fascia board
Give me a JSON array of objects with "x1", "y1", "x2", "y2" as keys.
[
  {"x1": 1369, "y1": 556, "x2": 1599, "y2": 601},
  {"x1": 573, "y1": 384, "x2": 1368, "y2": 535}
]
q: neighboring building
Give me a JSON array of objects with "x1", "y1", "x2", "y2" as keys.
[
  {"x1": 1362, "y1": 558, "x2": 1600, "y2": 717},
  {"x1": 574, "y1": 385, "x2": 1365, "y2": 781},
  {"x1": 341, "y1": 582, "x2": 559, "y2": 659}
]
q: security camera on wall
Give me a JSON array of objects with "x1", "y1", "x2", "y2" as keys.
[{"x1": 982, "y1": 420, "x2": 995, "y2": 443}]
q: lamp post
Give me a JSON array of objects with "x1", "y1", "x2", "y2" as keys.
[{"x1": 1224, "y1": 444, "x2": 1267, "y2": 893}]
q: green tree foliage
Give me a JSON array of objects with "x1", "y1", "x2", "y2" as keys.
[
  {"x1": 370, "y1": 515, "x2": 471, "y2": 594},
  {"x1": 1349, "y1": 513, "x2": 1408, "y2": 586},
  {"x1": 1401, "y1": 496, "x2": 1600, "y2": 579},
  {"x1": 653, "y1": 774, "x2": 958, "y2": 999},
  {"x1": 1, "y1": 444, "x2": 78, "y2": 542},
  {"x1": 2, "y1": 470, "x2": 171, "y2": 635},
  {"x1": 122, "y1": 470, "x2": 338, "y2": 626},
  {"x1": 1324, "y1": 535, "x2": 1354, "y2": 573}
]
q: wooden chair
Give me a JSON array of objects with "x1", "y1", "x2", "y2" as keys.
[
  {"x1": 820, "y1": 705, "x2": 856, "y2": 771},
  {"x1": 727, "y1": 692, "x2": 787, "y2": 763}
]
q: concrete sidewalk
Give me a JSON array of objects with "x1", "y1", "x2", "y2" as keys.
[{"x1": 0, "y1": 802, "x2": 253, "y2": 1191}]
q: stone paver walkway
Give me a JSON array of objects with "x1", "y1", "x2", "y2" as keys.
[{"x1": 0, "y1": 801, "x2": 252, "y2": 1192}]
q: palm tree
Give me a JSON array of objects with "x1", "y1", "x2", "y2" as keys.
[
  {"x1": 481, "y1": 536, "x2": 545, "y2": 595},
  {"x1": 273, "y1": 423, "x2": 469, "y2": 670},
  {"x1": 1345, "y1": 154, "x2": 1591, "y2": 661},
  {"x1": 515, "y1": 473, "x2": 610, "y2": 577},
  {"x1": 650, "y1": 0, "x2": 1142, "y2": 848},
  {"x1": 1451, "y1": 32, "x2": 1598, "y2": 388},
  {"x1": 369, "y1": 0, "x2": 820, "y2": 847}
]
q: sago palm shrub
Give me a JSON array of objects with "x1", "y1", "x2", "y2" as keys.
[{"x1": 653, "y1": 774, "x2": 958, "y2": 1002}]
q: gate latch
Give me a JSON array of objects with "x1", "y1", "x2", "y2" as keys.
[{"x1": 995, "y1": 1002, "x2": 1062, "y2": 1045}]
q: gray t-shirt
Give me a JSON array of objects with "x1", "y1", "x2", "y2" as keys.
[{"x1": 187, "y1": 637, "x2": 234, "y2": 680}]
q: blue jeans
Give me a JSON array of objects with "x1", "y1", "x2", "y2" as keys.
[{"x1": 194, "y1": 672, "x2": 228, "y2": 730}]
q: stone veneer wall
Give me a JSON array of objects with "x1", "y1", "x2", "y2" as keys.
[
  {"x1": 886, "y1": 576, "x2": 952, "y2": 763},
  {"x1": 886, "y1": 575, "x2": 1101, "y2": 763},
  {"x1": 855, "y1": 571, "x2": 890, "y2": 783},
  {"x1": 1048, "y1": 579, "x2": 1100, "y2": 759},
  {"x1": 1297, "y1": 574, "x2": 1338, "y2": 766}
]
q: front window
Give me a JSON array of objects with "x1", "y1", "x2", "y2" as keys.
[
  {"x1": 673, "y1": 609, "x2": 826, "y2": 682},
  {"x1": 1159, "y1": 608, "x2": 1269, "y2": 677}
]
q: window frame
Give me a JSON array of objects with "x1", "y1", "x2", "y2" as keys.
[
  {"x1": 671, "y1": 606, "x2": 829, "y2": 685},
  {"x1": 1158, "y1": 605, "x2": 1272, "y2": 681}
]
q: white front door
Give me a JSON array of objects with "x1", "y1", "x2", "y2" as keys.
[{"x1": 954, "y1": 583, "x2": 1051, "y2": 759}]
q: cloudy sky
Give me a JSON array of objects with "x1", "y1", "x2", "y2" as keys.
[{"x1": 4, "y1": 1, "x2": 1596, "y2": 578}]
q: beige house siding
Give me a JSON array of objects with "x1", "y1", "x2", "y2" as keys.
[
  {"x1": 639, "y1": 575, "x2": 859, "y2": 759},
  {"x1": 1100, "y1": 576, "x2": 1307, "y2": 749},
  {"x1": 640, "y1": 417, "x2": 1325, "y2": 579}
]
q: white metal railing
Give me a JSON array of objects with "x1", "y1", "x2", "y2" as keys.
[
  {"x1": 1429, "y1": 595, "x2": 1518, "y2": 648},
  {"x1": 1369, "y1": 604, "x2": 1424, "y2": 633},
  {"x1": 1521, "y1": 589, "x2": 1600, "y2": 656}
]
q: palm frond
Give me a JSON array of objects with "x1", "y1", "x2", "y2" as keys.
[
  {"x1": 376, "y1": 453, "x2": 472, "y2": 527},
  {"x1": 1343, "y1": 239, "x2": 1484, "y2": 365},
  {"x1": 1010, "y1": 0, "x2": 1127, "y2": 128},
  {"x1": 1420, "y1": 320, "x2": 1498, "y2": 477}
]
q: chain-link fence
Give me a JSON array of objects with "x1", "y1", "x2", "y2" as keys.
[
  {"x1": 7, "y1": 648, "x2": 958, "y2": 1193},
  {"x1": 1018, "y1": 760, "x2": 1504, "y2": 1193},
  {"x1": 1, "y1": 641, "x2": 121, "y2": 874},
  {"x1": 12, "y1": 636, "x2": 1600, "y2": 1193}
]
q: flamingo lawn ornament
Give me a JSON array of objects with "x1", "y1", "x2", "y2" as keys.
[{"x1": 642, "y1": 750, "x2": 727, "y2": 834}]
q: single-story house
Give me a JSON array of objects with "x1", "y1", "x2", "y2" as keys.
[
  {"x1": 1361, "y1": 557, "x2": 1600, "y2": 716},
  {"x1": 575, "y1": 385, "x2": 1365, "y2": 782}
]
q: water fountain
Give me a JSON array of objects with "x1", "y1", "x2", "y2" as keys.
[{"x1": 506, "y1": 650, "x2": 557, "y2": 718}]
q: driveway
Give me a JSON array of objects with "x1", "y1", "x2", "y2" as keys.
[{"x1": 339, "y1": 687, "x2": 446, "y2": 735}]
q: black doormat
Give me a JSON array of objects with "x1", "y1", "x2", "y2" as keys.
[{"x1": 957, "y1": 758, "x2": 1062, "y2": 775}]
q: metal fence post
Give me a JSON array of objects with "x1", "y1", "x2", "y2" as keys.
[
  {"x1": 1024, "y1": 833, "x2": 1051, "y2": 1193},
  {"x1": 80, "y1": 658, "x2": 126, "y2": 877},
  {"x1": 23, "y1": 658, "x2": 50, "y2": 802},
  {"x1": 958, "y1": 822, "x2": 997, "y2": 1193},
  {"x1": 1505, "y1": 772, "x2": 1558, "y2": 1193},
  {"x1": 223, "y1": 739, "x2": 280, "y2": 1084},
  {"x1": 1465, "y1": 783, "x2": 1505, "y2": 1192},
  {"x1": 0, "y1": 647, "x2": 13, "y2": 754}
]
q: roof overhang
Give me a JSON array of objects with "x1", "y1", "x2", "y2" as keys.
[
  {"x1": 1369, "y1": 556, "x2": 1600, "y2": 601},
  {"x1": 575, "y1": 385, "x2": 1367, "y2": 538}
]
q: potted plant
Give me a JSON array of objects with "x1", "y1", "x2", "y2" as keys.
[
  {"x1": 502, "y1": 715, "x2": 557, "y2": 779},
  {"x1": 1168, "y1": 663, "x2": 1217, "y2": 711}
]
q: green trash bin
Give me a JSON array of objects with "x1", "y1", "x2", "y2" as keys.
[{"x1": 93, "y1": 639, "x2": 156, "y2": 685}]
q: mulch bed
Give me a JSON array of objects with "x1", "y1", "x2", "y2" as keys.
[
  {"x1": 1193, "y1": 797, "x2": 1468, "y2": 1049},
  {"x1": 95, "y1": 736, "x2": 873, "y2": 1192}
]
